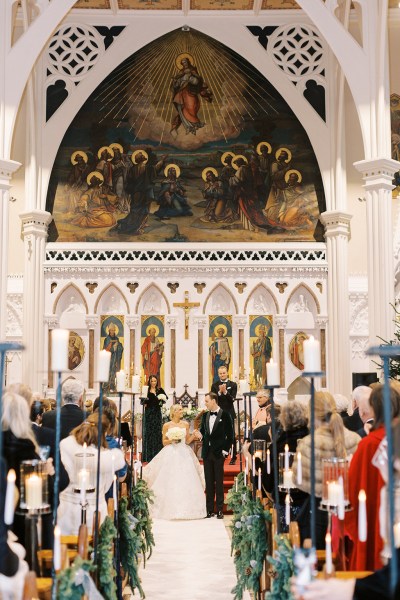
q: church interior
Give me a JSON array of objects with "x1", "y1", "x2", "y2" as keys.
[{"x1": 1, "y1": 0, "x2": 400, "y2": 598}]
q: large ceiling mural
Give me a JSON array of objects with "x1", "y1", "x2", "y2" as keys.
[{"x1": 46, "y1": 28, "x2": 325, "y2": 243}]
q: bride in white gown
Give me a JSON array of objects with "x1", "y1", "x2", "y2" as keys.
[{"x1": 143, "y1": 404, "x2": 206, "y2": 520}]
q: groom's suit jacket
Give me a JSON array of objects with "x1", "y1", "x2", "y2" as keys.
[
  {"x1": 210, "y1": 379, "x2": 237, "y2": 419},
  {"x1": 200, "y1": 409, "x2": 234, "y2": 460}
]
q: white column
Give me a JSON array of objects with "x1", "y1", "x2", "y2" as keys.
[
  {"x1": 0, "y1": 159, "x2": 21, "y2": 340},
  {"x1": 353, "y1": 159, "x2": 399, "y2": 349},
  {"x1": 20, "y1": 209, "x2": 52, "y2": 390},
  {"x1": 320, "y1": 210, "x2": 352, "y2": 396}
]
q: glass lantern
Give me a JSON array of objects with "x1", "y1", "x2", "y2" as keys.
[
  {"x1": 253, "y1": 439, "x2": 266, "y2": 462},
  {"x1": 278, "y1": 450, "x2": 297, "y2": 490},
  {"x1": 320, "y1": 457, "x2": 350, "y2": 510},
  {"x1": 381, "y1": 481, "x2": 400, "y2": 561},
  {"x1": 73, "y1": 451, "x2": 96, "y2": 494},
  {"x1": 18, "y1": 460, "x2": 50, "y2": 514}
]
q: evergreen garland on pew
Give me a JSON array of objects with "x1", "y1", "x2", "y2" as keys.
[
  {"x1": 57, "y1": 556, "x2": 95, "y2": 599},
  {"x1": 119, "y1": 496, "x2": 145, "y2": 599},
  {"x1": 129, "y1": 478, "x2": 155, "y2": 564},
  {"x1": 266, "y1": 535, "x2": 294, "y2": 600},
  {"x1": 96, "y1": 516, "x2": 117, "y2": 600}
]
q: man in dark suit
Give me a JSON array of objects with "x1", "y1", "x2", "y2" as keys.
[
  {"x1": 343, "y1": 386, "x2": 371, "y2": 433},
  {"x1": 199, "y1": 392, "x2": 234, "y2": 519},
  {"x1": 211, "y1": 365, "x2": 237, "y2": 465},
  {"x1": 42, "y1": 378, "x2": 85, "y2": 440},
  {"x1": 356, "y1": 391, "x2": 375, "y2": 438}
]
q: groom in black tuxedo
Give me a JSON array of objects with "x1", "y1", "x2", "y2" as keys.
[
  {"x1": 200, "y1": 392, "x2": 234, "y2": 519},
  {"x1": 211, "y1": 365, "x2": 237, "y2": 465}
]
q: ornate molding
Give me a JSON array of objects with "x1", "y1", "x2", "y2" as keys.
[
  {"x1": 350, "y1": 336, "x2": 369, "y2": 360},
  {"x1": 85, "y1": 315, "x2": 99, "y2": 329},
  {"x1": 233, "y1": 316, "x2": 248, "y2": 329},
  {"x1": 193, "y1": 316, "x2": 208, "y2": 329},
  {"x1": 349, "y1": 293, "x2": 368, "y2": 336},
  {"x1": 354, "y1": 158, "x2": 400, "y2": 191},
  {"x1": 6, "y1": 294, "x2": 23, "y2": 338},
  {"x1": 166, "y1": 316, "x2": 179, "y2": 329},
  {"x1": 320, "y1": 211, "x2": 352, "y2": 238},
  {"x1": 21, "y1": 210, "x2": 53, "y2": 238},
  {"x1": 125, "y1": 316, "x2": 140, "y2": 329},
  {"x1": 275, "y1": 315, "x2": 288, "y2": 329},
  {"x1": 315, "y1": 316, "x2": 328, "y2": 329},
  {"x1": 0, "y1": 159, "x2": 22, "y2": 190},
  {"x1": 44, "y1": 314, "x2": 59, "y2": 328}
]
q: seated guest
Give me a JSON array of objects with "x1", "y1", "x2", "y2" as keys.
[
  {"x1": 58, "y1": 413, "x2": 125, "y2": 535},
  {"x1": 42, "y1": 379, "x2": 85, "y2": 439},
  {"x1": 293, "y1": 391, "x2": 360, "y2": 549},
  {"x1": 345, "y1": 383, "x2": 400, "y2": 571},
  {"x1": 252, "y1": 389, "x2": 270, "y2": 439},
  {"x1": 343, "y1": 385, "x2": 371, "y2": 433},
  {"x1": 93, "y1": 396, "x2": 132, "y2": 447}
]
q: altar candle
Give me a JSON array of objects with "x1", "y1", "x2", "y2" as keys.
[
  {"x1": 266, "y1": 449, "x2": 271, "y2": 474},
  {"x1": 338, "y1": 477, "x2": 345, "y2": 520},
  {"x1": 258, "y1": 468, "x2": 261, "y2": 491},
  {"x1": 266, "y1": 359, "x2": 280, "y2": 386},
  {"x1": 26, "y1": 474, "x2": 42, "y2": 509},
  {"x1": 284, "y1": 444, "x2": 289, "y2": 471},
  {"x1": 132, "y1": 375, "x2": 140, "y2": 394},
  {"x1": 51, "y1": 329, "x2": 69, "y2": 372},
  {"x1": 297, "y1": 451, "x2": 302, "y2": 486},
  {"x1": 116, "y1": 370, "x2": 125, "y2": 392},
  {"x1": 54, "y1": 525, "x2": 61, "y2": 571},
  {"x1": 303, "y1": 335, "x2": 321, "y2": 372},
  {"x1": 358, "y1": 489, "x2": 367, "y2": 542},
  {"x1": 113, "y1": 474, "x2": 118, "y2": 510},
  {"x1": 285, "y1": 494, "x2": 290, "y2": 525},
  {"x1": 97, "y1": 350, "x2": 111, "y2": 382},
  {"x1": 141, "y1": 385, "x2": 149, "y2": 397},
  {"x1": 325, "y1": 533, "x2": 333, "y2": 574},
  {"x1": 283, "y1": 469, "x2": 293, "y2": 488},
  {"x1": 4, "y1": 469, "x2": 16, "y2": 525}
]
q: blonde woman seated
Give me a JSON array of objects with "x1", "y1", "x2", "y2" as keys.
[
  {"x1": 58, "y1": 413, "x2": 125, "y2": 535},
  {"x1": 142, "y1": 404, "x2": 206, "y2": 520}
]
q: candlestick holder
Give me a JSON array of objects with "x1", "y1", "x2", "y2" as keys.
[
  {"x1": 319, "y1": 457, "x2": 351, "y2": 514},
  {"x1": 253, "y1": 440, "x2": 266, "y2": 462},
  {"x1": 278, "y1": 452, "x2": 298, "y2": 492},
  {"x1": 17, "y1": 460, "x2": 51, "y2": 515},
  {"x1": 263, "y1": 384, "x2": 281, "y2": 533},
  {"x1": 301, "y1": 371, "x2": 325, "y2": 549}
]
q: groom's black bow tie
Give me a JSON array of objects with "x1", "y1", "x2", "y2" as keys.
[{"x1": 209, "y1": 411, "x2": 218, "y2": 416}]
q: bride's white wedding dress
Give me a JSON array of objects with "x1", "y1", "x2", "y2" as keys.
[{"x1": 143, "y1": 430, "x2": 206, "y2": 520}]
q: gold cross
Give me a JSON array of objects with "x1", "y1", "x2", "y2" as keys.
[{"x1": 173, "y1": 291, "x2": 200, "y2": 339}]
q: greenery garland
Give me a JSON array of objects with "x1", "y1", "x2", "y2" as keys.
[
  {"x1": 96, "y1": 516, "x2": 117, "y2": 600},
  {"x1": 56, "y1": 556, "x2": 95, "y2": 600},
  {"x1": 227, "y1": 474, "x2": 271, "y2": 600},
  {"x1": 119, "y1": 496, "x2": 145, "y2": 598},
  {"x1": 266, "y1": 535, "x2": 294, "y2": 600},
  {"x1": 129, "y1": 478, "x2": 155, "y2": 565}
]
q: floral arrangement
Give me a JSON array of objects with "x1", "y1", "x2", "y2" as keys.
[
  {"x1": 129, "y1": 478, "x2": 155, "y2": 564},
  {"x1": 166, "y1": 427, "x2": 186, "y2": 442},
  {"x1": 56, "y1": 556, "x2": 95, "y2": 600},
  {"x1": 160, "y1": 404, "x2": 201, "y2": 423},
  {"x1": 157, "y1": 393, "x2": 167, "y2": 407},
  {"x1": 266, "y1": 535, "x2": 294, "y2": 600}
]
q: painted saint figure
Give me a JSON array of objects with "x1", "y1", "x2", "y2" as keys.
[
  {"x1": 171, "y1": 55, "x2": 212, "y2": 135},
  {"x1": 154, "y1": 164, "x2": 192, "y2": 219},
  {"x1": 210, "y1": 326, "x2": 231, "y2": 383},
  {"x1": 103, "y1": 323, "x2": 124, "y2": 391},
  {"x1": 201, "y1": 168, "x2": 233, "y2": 223},
  {"x1": 141, "y1": 327, "x2": 164, "y2": 383},
  {"x1": 251, "y1": 324, "x2": 272, "y2": 386},
  {"x1": 72, "y1": 172, "x2": 118, "y2": 228},
  {"x1": 66, "y1": 151, "x2": 91, "y2": 212}
]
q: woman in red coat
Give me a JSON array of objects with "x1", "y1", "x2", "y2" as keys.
[{"x1": 345, "y1": 383, "x2": 400, "y2": 571}]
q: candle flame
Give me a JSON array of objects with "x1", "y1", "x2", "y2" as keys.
[
  {"x1": 7, "y1": 469, "x2": 16, "y2": 482},
  {"x1": 325, "y1": 532, "x2": 331, "y2": 543},
  {"x1": 358, "y1": 489, "x2": 366, "y2": 502}
]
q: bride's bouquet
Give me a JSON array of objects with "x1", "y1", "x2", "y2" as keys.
[{"x1": 166, "y1": 427, "x2": 186, "y2": 443}]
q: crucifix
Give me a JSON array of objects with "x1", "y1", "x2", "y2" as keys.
[{"x1": 173, "y1": 291, "x2": 200, "y2": 339}]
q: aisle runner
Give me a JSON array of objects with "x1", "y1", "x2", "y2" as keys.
[{"x1": 139, "y1": 518, "x2": 251, "y2": 600}]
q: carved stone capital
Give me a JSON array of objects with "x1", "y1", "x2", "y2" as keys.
[
  {"x1": 193, "y1": 316, "x2": 208, "y2": 329},
  {"x1": 315, "y1": 316, "x2": 328, "y2": 329},
  {"x1": 320, "y1": 211, "x2": 352, "y2": 239},
  {"x1": 125, "y1": 316, "x2": 140, "y2": 329},
  {"x1": 0, "y1": 159, "x2": 22, "y2": 191},
  {"x1": 354, "y1": 158, "x2": 400, "y2": 192},
  {"x1": 20, "y1": 210, "x2": 53, "y2": 239},
  {"x1": 275, "y1": 315, "x2": 288, "y2": 329},
  {"x1": 44, "y1": 314, "x2": 59, "y2": 328},
  {"x1": 85, "y1": 315, "x2": 99, "y2": 329},
  {"x1": 166, "y1": 315, "x2": 179, "y2": 329},
  {"x1": 233, "y1": 315, "x2": 247, "y2": 329}
]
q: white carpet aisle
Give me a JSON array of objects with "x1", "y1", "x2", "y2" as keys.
[{"x1": 138, "y1": 519, "x2": 251, "y2": 600}]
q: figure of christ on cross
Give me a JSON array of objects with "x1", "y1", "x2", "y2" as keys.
[{"x1": 173, "y1": 291, "x2": 200, "y2": 339}]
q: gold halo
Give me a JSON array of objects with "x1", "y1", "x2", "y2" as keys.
[
  {"x1": 214, "y1": 324, "x2": 228, "y2": 337},
  {"x1": 231, "y1": 155, "x2": 248, "y2": 171},
  {"x1": 255, "y1": 323, "x2": 268, "y2": 336},
  {"x1": 285, "y1": 169, "x2": 302, "y2": 183},
  {"x1": 131, "y1": 149, "x2": 149, "y2": 164},
  {"x1": 86, "y1": 171, "x2": 104, "y2": 185},
  {"x1": 146, "y1": 324, "x2": 160, "y2": 337},
  {"x1": 97, "y1": 146, "x2": 114, "y2": 160},
  {"x1": 106, "y1": 323, "x2": 119, "y2": 336},
  {"x1": 275, "y1": 147, "x2": 292, "y2": 162},
  {"x1": 110, "y1": 143, "x2": 123, "y2": 154},
  {"x1": 175, "y1": 52, "x2": 195, "y2": 70},
  {"x1": 256, "y1": 141, "x2": 272, "y2": 156},
  {"x1": 202, "y1": 167, "x2": 218, "y2": 181},
  {"x1": 71, "y1": 150, "x2": 88, "y2": 165},
  {"x1": 164, "y1": 163, "x2": 181, "y2": 178},
  {"x1": 221, "y1": 151, "x2": 235, "y2": 166}
]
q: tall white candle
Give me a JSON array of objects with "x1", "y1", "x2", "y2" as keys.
[
  {"x1": 97, "y1": 350, "x2": 111, "y2": 382},
  {"x1": 284, "y1": 444, "x2": 289, "y2": 471},
  {"x1": 4, "y1": 469, "x2": 16, "y2": 525},
  {"x1": 325, "y1": 532, "x2": 333, "y2": 574},
  {"x1": 235, "y1": 477, "x2": 238, "y2": 492},
  {"x1": 134, "y1": 466, "x2": 137, "y2": 486},
  {"x1": 141, "y1": 385, "x2": 149, "y2": 397},
  {"x1": 258, "y1": 468, "x2": 261, "y2": 491},
  {"x1": 79, "y1": 470, "x2": 87, "y2": 505},
  {"x1": 394, "y1": 523, "x2": 400, "y2": 547},
  {"x1": 83, "y1": 442, "x2": 87, "y2": 472},
  {"x1": 303, "y1": 335, "x2": 321, "y2": 372},
  {"x1": 327, "y1": 481, "x2": 341, "y2": 506},
  {"x1": 266, "y1": 359, "x2": 280, "y2": 386},
  {"x1": 266, "y1": 449, "x2": 271, "y2": 474},
  {"x1": 54, "y1": 525, "x2": 61, "y2": 571},
  {"x1": 132, "y1": 375, "x2": 140, "y2": 394},
  {"x1": 239, "y1": 379, "x2": 249, "y2": 395},
  {"x1": 297, "y1": 451, "x2": 302, "y2": 485},
  {"x1": 51, "y1": 329, "x2": 69, "y2": 372},
  {"x1": 358, "y1": 489, "x2": 367, "y2": 542},
  {"x1": 26, "y1": 474, "x2": 42, "y2": 509},
  {"x1": 285, "y1": 494, "x2": 291, "y2": 525},
  {"x1": 245, "y1": 456, "x2": 248, "y2": 474},
  {"x1": 338, "y1": 476, "x2": 345, "y2": 520},
  {"x1": 113, "y1": 474, "x2": 118, "y2": 510},
  {"x1": 116, "y1": 370, "x2": 125, "y2": 392},
  {"x1": 252, "y1": 455, "x2": 256, "y2": 474},
  {"x1": 283, "y1": 470, "x2": 294, "y2": 488}
]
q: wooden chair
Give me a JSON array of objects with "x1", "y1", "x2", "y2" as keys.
[{"x1": 173, "y1": 384, "x2": 198, "y2": 408}]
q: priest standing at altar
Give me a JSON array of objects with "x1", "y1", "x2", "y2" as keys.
[{"x1": 211, "y1": 365, "x2": 237, "y2": 465}]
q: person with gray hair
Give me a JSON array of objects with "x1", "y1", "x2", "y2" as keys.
[
  {"x1": 42, "y1": 378, "x2": 85, "y2": 440},
  {"x1": 343, "y1": 385, "x2": 371, "y2": 433}
]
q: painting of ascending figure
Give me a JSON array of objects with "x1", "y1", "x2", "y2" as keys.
[{"x1": 46, "y1": 28, "x2": 325, "y2": 243}]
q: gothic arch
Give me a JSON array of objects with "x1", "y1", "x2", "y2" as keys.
[
  {"x1": 203, "y1": 283, "x2": 238, "y2": 315},
  {"x1": 94, "y1": 283, "x2": 129, "y2": 313},
  {"x1": 135, "y1": 284, "x2": 170, "y2": 314},
  {"x1": 244, "y1": 283, "x2": 279, "y2": 314},
  {"x1": 53, "y1": 282, "x2": 88, "y2": 314},
  {"x1": 285, "y1": 282, "x2": 320, "y2": 314}
]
